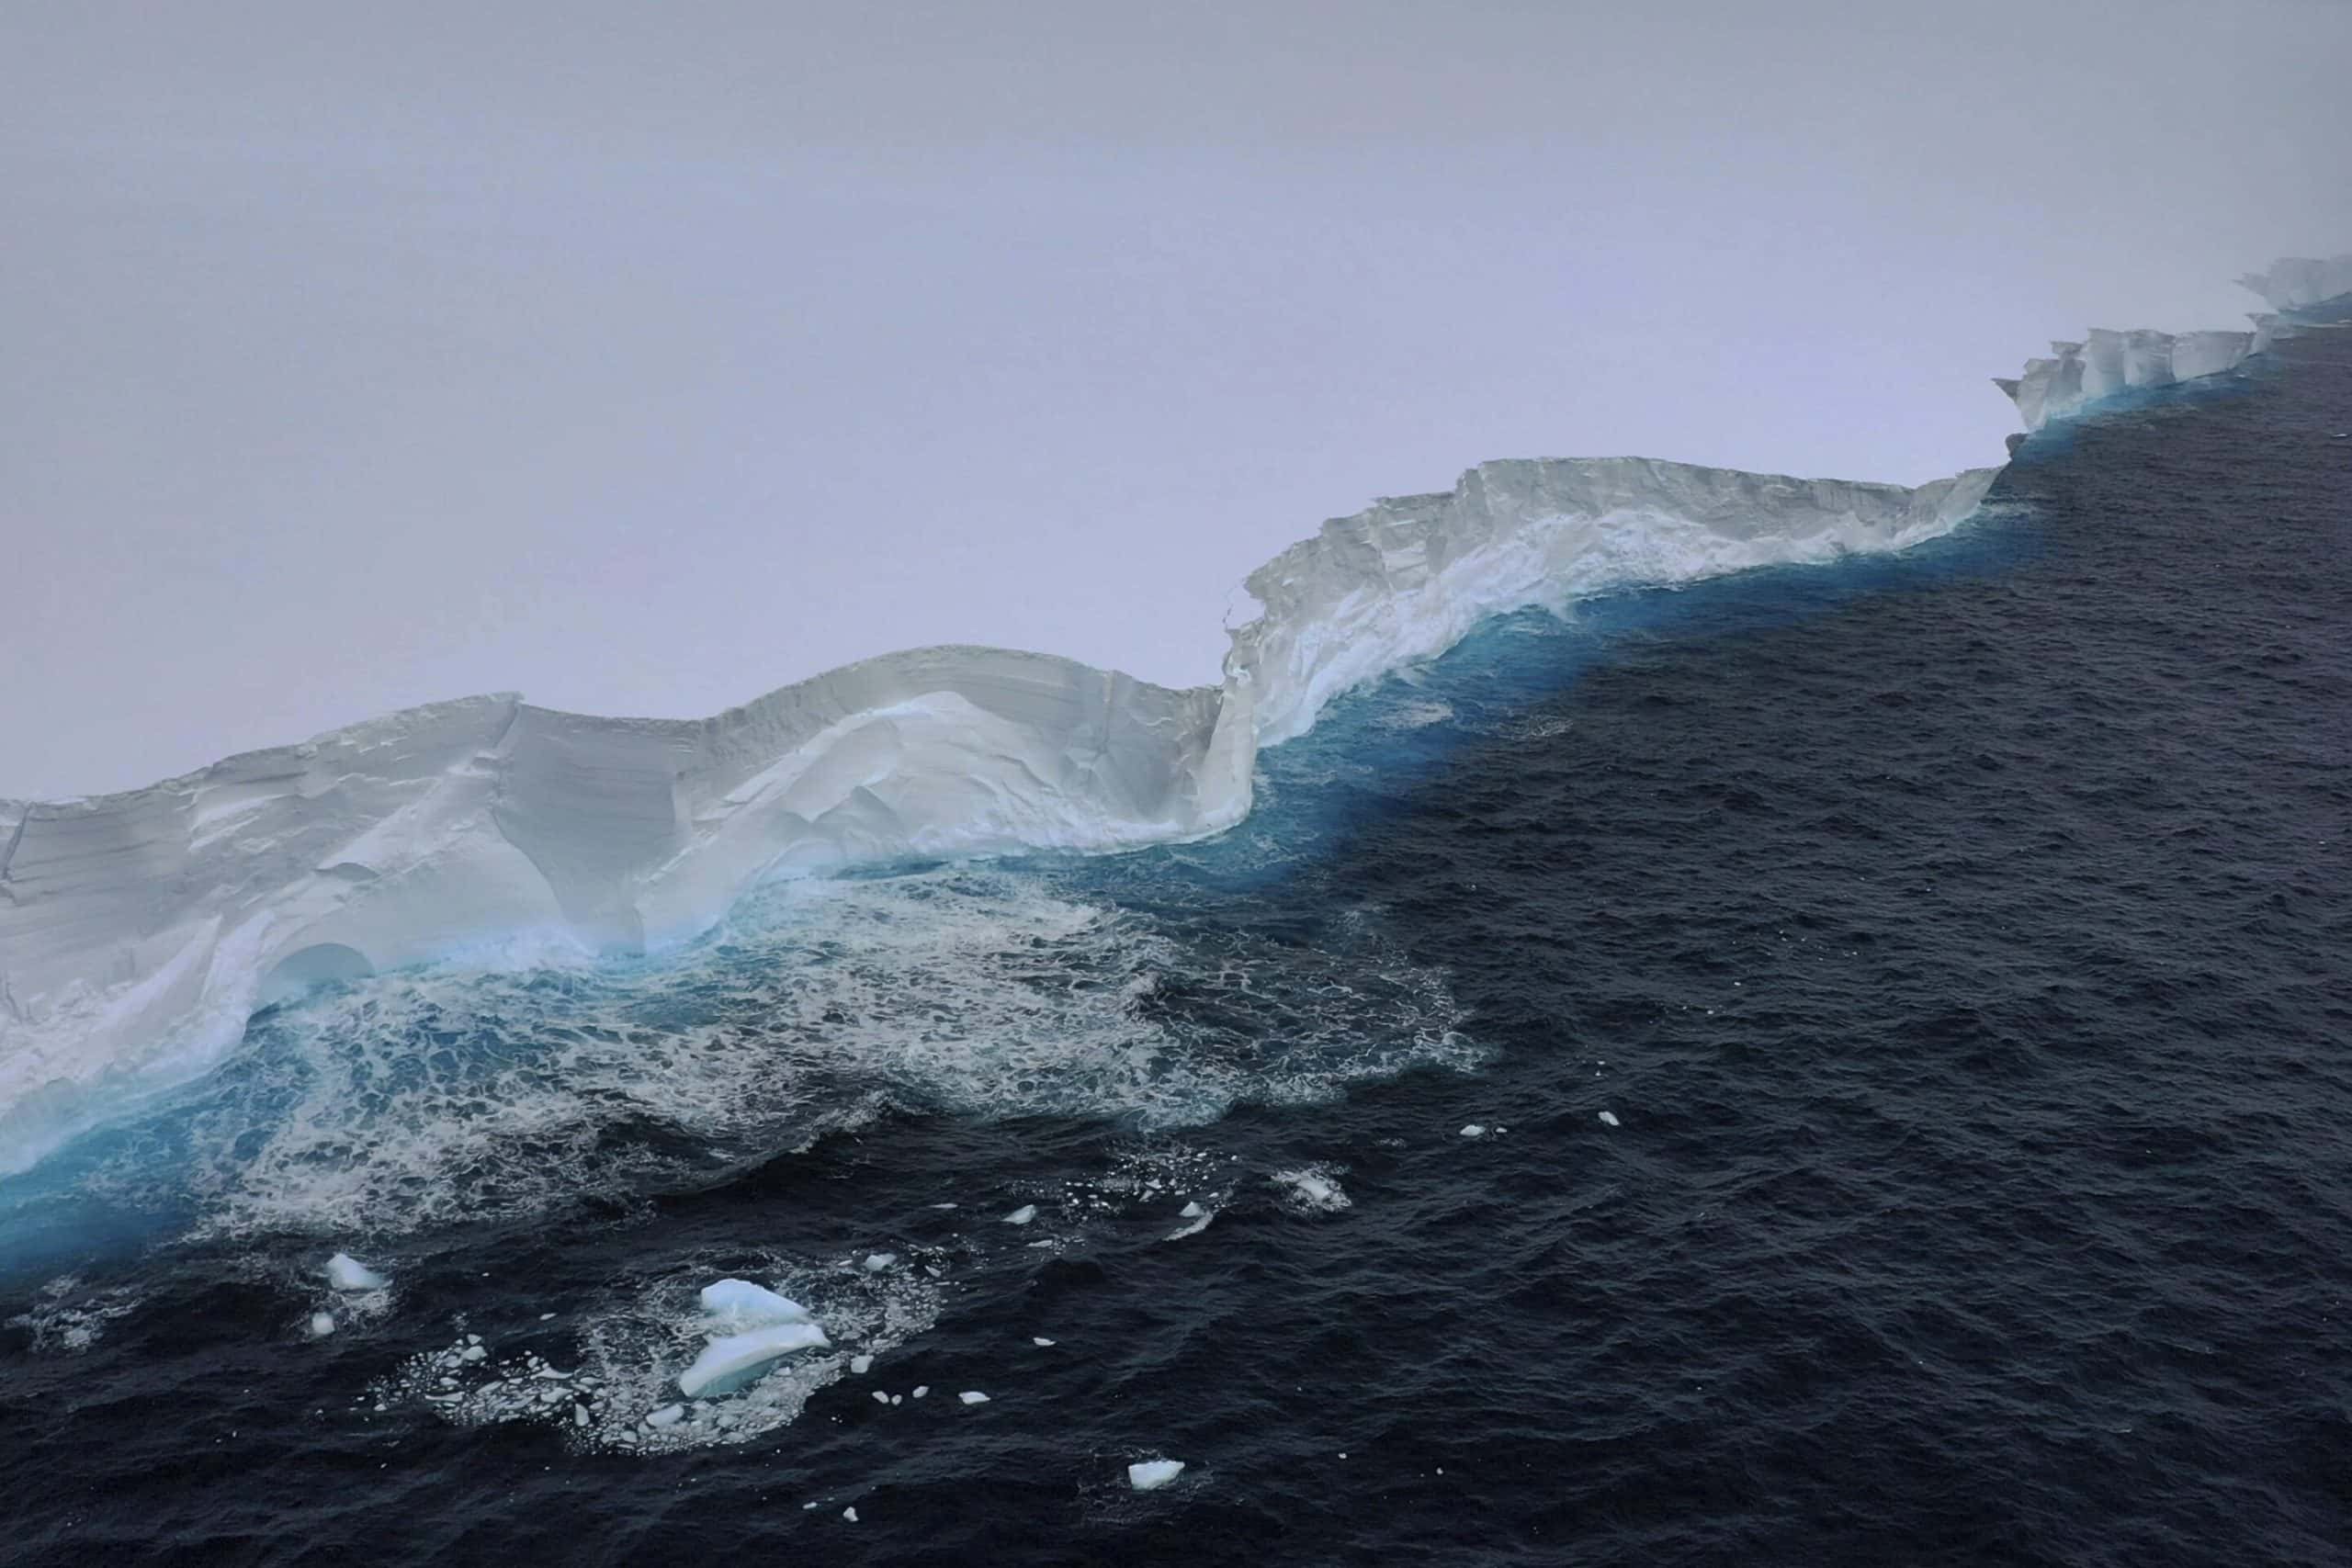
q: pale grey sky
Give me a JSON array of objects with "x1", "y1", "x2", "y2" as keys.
[{"x1": 6, "y1": 0, "x2": 2347, "y2": 797}]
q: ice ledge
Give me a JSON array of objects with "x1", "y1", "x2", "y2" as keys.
[{"x1": 1994, "y1": 254, "x2": 2349, "y2": 434}]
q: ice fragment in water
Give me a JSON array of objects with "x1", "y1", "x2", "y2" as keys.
[
  {"x1": 850, "y1": 1354, "x2": 873, "y2": 1374},
  {"x1": 1598, "y1": 1111, "x2": 1621, "y2": 1127},
  {"x1": 1003, "y1": 1204, "x2": 1037, "y2": 1225},
  {"x1": 698, "y1": 1279, "x2": 812, "y2": 1328},
  {"x1": 676, "y1": 1321, "x2": 831, "y2": 1398},
  {"x1": 645, "y1": 1404, "x2": 685, "y2": 1428},
  {"x1": 1460, "y1": 1123, "x2": 1486, "y2": 1138},
  {"x1": 324, "y1": 1253, "x2": 387, "y2": 1292},
  {"x1": 308, "y1": 1312, "x2": 336, "y2": 1337},
  {"x1": 842, "y1": 1507, "x2": 858, "y2": 1523},
  {"x1": 911, "y1": 1385, "x2": 930, "y2": 1399},
  {"x1": 1128, "y1": 1459, "x2": 1186, "y2": 1491},
  {"x1": 1033, "y1": 1337, "x2": 1056, "y2": 1347},
  {"x1": 959, "y1": 1391, "x2": 990, "y2": 1404},
  {"x1": 871, "y1": 1391, "x2": 889, "y2": 1404},
  {"x1": 863, "y1": 1252, "x2": 898, "y2": 1272},
  {"x1": 1179, "y1": 1201, "x2": 1204, "y2": 1218}
]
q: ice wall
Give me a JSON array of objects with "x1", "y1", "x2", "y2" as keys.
[
  {"x1": 5, "y1": 252, "x2": 2340, "y2": 1175},
  {"x1": 1227, "y1": 457, "x2": 1997, "y2": 747},
  {"x1": 2238, "y1": 254, "x2": 2352, "y2": 313},
  {"x1": 0, "y1": 457, "x2": 1997, "y2": 1173},
  {"x1": 1993, "y1": 254, "x2": 2345, "y2": 434}
]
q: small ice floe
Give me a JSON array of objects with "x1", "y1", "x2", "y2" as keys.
[
  {"x1": 1003, "y1": 1204, "x2": 1037, "y2": 1226},
  {"x1": 699, "y1": 1279, "x2": 812, "y2": 1330},
  {"x1": 677, "y1": 1322, "x2": 831, "y2": 1398},
  {"x1": 842, "y1": 1506, "x2": 859, "y2": 1523},
  {"x1": 1272, "y1": 1167, "x2": 1351, "y2": 1213},
  {"x1": 1598, "y1": 1111, "x2": 1621, "y2": 1127},
  {"x1": 1179, "y1": 1201, "x2": 1204, "y2": 1218},
  {"x1": 958, "y1": 1391, "x2": 990, "y2": 1405},
  {"x1": 645, "y1": 1404, "x2": 685, "y2": 1429},
  {"x1": 1128, "y1": 1459, "x2": 1186, "y2": 1492},
  {"x1": 863, "y1": 1252, "x2": 898, "y2": 1272},
  {"x1": 309, "y1": 1312, "x2": 337, "y2": 1337},
  {"x1": 871, "y1": 1390, "x2": 889, "y2": 1404},
  {"x1": 1033, "y1": 1337, "x2": 1057, "y2": 1348},
  {"x1": 850, "y1": 1354, "x2": 874, "y2": 1374},
  {"x1": 1460, "y1": 1123, "x2": 1486, "y2": 1139},
  {"x1": 324, "y1": 1253, "x2": 388, "y2": 1292}
]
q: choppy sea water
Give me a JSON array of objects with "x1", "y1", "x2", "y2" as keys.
[{"x1": 6, "y1": 314, "x2": 2350, "y2": 1567}]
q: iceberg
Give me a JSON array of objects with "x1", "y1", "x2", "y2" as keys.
[
  {"x1": 1993, "y1": 254, "x2": 2346, "y2": 434},
  {"x1": 6, "y1": 252, "x2": 2340, "y2": 1176},
  {"x1": 697, "y1": 1279, "x2": 811, "y2": 1330},
  {"x1": 1128, "y1": 1459, "x2": 1186, "y2": 1491},
  {"x1": 2236, "y1": 254, "x2": 2352, "y2": 313},
  {"x1": 676, "y1": 1320, "x2": 831, "y2": 1398},
  {"x1": 324, "y1": 1252, "x2": 388, "y2": 1292}
]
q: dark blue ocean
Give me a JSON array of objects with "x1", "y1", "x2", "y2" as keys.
[{"x1": 6, "y1": 310, "x2": 2349, "y2": 1567}]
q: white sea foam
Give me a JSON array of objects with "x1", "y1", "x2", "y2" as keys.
[
  {"x1": 375, "y1": 1246, "x2": 943, "y2": 1453},
  {"x1": 136, "y1": 866, "x2": 1466, "y2": 1238}
]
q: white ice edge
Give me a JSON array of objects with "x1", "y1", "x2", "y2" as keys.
[
  {"x1": 1992, "y1": 253, "x2": 2349, "y2": 434},
  {"x1": 2, "y1": 254, "x2": 2342, "y2": 1176}
]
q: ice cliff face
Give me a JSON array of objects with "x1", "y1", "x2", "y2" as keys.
[
  {"x1": 1993, "y1": 254, "x2": 2347, "y2": 434},
  {"x1": 2238, "y1": 254, "x2": 2352, "y2": 313},
  {"x1": 1227, "y1": 457, "x2": 1997, "y2": 747},
  {"x1": 0, "y1": 457, "x2": 1996, "y2": 1173},
  {"x1": 3, "y1": 253, "x2": 2339, "y2": 1174}
]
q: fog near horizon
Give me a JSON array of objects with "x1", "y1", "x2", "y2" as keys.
[{"x1": 6, "y1": 0, "x2": 2347, "y2": 799}]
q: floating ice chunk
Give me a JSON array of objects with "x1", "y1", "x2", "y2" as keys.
[
  {"x1": 309, "y1": 1312, "x2": 337, "y2": 1337},
  {"x1": 1179, "y1": 1201, "x2": 1204, "y2": 1218},
  {"x1": 1033, "y1": 1337, "x2": 1057, "y2": 1347},
  {"x1": 863, "y1": 1252, "x2": 898, "y2": 1272},
  {"x1": 911, "y1": 1385, "x2": 930, "y2": 1399},
  {"x1": 1460, "y1": 1123, "x2": 1486, "y2": 1138},
  {"x1": 1598, "y1": 1111, "x2": 1621, "y2": 1127},
  {"x1": 850, "y1": 1354, "x2": 873, "y2": 1374},
  {"x1": 1272, "y1": 1167, "x2": 1351, "y2": 1213},
  {"x1": 645, "y1": 1404, "x2": 685, "y2": 1428},
  {"x1": 890, "y1": 1393, "x2": 902, "y2": 1405},
  {"x1": 1003, "y1": 1204, "x2": 1037, "y2": 1225},
  {"x1": 958, "y1": 1391, "x2": 990, "y2": 1404},
  {"x1": 842, "y1": 1506, "x2": 859, "y2": 1523},
  {"x1": 871, "y1": 1391, "x2": 889, "y2": 1404},
  {"x1": 324, "y1": 1253, "x2": 387, "y2": 1292},
  {"x1": 1128, "y1": 1459, "x2": 1186, "y2": 1491},
  {"x1": 698, "y1": 1279, "x2": 812, "y2": 1329},
  {"x1": 676, "y1": 1321, "x2": 831, "y2": 1398}
]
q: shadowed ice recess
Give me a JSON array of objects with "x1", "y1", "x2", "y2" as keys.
[{"x1": 0, "y1": 254, "x2": 2343, "y2": 1179}]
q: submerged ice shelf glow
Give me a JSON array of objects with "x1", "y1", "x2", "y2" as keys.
[{"x1": 1, "y1": 254, "x2": 2342, "y2": 1177}]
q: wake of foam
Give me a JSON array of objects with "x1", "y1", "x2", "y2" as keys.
[{"x1": 60, "y1": 864, "x2": 1470, "y2": 1239}]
